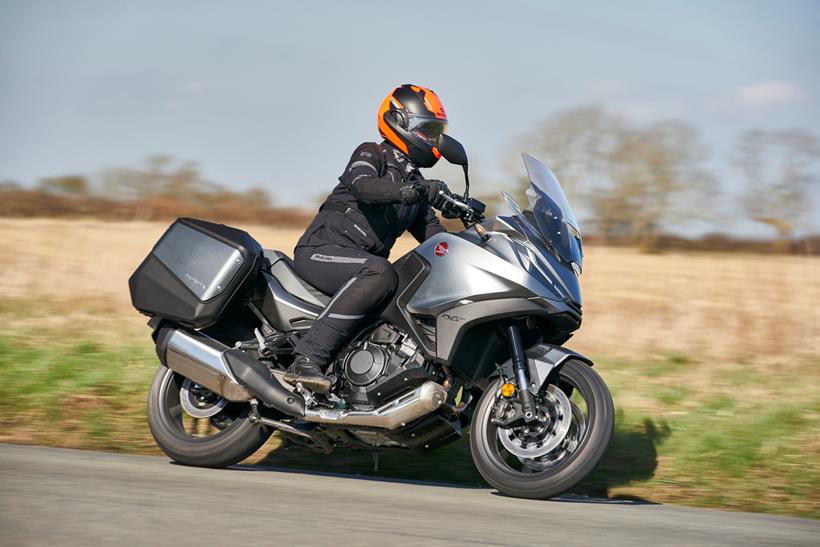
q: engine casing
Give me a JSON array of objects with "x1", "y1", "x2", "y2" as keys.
[{"x1": 337, "y1": 324, "x2": 435, "y2": 410}]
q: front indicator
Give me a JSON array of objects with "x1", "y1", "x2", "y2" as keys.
[{"x1": 500, "y1": 382, "x2": 516, "y2": 398}]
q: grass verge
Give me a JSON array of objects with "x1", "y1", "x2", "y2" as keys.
[{"x1": 0, "y1": 331, "x2": 817, "y2": 518}]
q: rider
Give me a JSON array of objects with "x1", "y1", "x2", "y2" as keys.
[{"x1": 283, "y1": 84, "x2": 456, "y2": 392}]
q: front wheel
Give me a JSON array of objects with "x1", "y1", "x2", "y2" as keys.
[
  {"x1": 470, "y1": 359, "x2": 614, "y2": 499},
  {"x1": 147, "y1": 365, "x2": 273, "y2": 468}
]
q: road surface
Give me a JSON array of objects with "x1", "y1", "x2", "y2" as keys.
[{"x1": 0, "y1": 444, "x2": 816, "y2": 546}]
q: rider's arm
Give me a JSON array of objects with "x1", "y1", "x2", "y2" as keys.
[
  {"x1": 408, "y1": 204, "x2": 446, "y2": 243},
  {"x1": 339, "y1": 144, "x2": 405, "y2": 204}
]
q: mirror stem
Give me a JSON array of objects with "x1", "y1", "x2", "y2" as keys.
[{"x1": 462, "y1": 165, "x2": 470, "y2": 200}]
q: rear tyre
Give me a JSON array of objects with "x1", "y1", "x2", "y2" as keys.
[
  {"x1": 147, "y1": 365, "x2": 272, "y2": 468},
  {"x1": 470, "y1": 359, "x2": 614, "y2": 499}
]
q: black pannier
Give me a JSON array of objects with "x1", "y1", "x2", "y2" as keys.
[{"x1": 129, "y1": 218, "x2": 263, "y2": 329}]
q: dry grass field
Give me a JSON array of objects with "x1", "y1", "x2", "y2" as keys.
[
  {"x1": 1, "y1": 218, "x2": 818, "y2": 517},
  {"x1": 1, "y1": 218, "x2": 817, "y2": 361}
]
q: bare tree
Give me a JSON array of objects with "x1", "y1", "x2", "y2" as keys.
[
  {"x1": 38, "y1": 175, "x2": 89, "y2": 196},
  {"x1": 100, "y1": 156, "x2": 206, "y2": 201},
  {"x1": 734, "y1": 129, "x2": 819, "y2": 247},
  {"x1": 507, "y1": 107, "x2": 626, "y2": 207},
  {"x1": 0, "y1": 180, "x2": 22, "y2": 192},
  {"x1": 507, "y1": 107, "x2": 713, "y2": 250},
  {"x1": 601, "y1": 120, "x2": 712, "y2": 250}
]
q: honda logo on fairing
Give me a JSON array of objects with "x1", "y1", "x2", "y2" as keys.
[{"x1": 434, "y1": 242, "x2": 448, "y2": 257}]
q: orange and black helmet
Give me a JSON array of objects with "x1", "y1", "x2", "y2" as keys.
[{"x1": 378, "y1": 84, "x2": 448, "y2": 168}]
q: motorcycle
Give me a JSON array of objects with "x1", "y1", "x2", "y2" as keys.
[{"x1": 128, "y1": 135, "x2": 614, "y2": 499}]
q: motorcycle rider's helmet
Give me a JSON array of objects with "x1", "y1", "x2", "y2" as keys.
[{"x1": 378, "y1": 84, "x2": 448, "y2": 168}]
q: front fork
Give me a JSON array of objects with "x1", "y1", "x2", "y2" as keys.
[{"x1": 506, "y1": 324, "x2": 538, "y2": 424}]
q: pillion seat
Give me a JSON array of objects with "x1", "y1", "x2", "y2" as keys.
[{"x1": 262, "y1": 250, "x2": 331, "y2": 308}]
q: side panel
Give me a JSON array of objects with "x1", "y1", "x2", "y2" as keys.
[
  {"x1": 255, "y1": 271, "x2": 321, "y2": 332},
  {"x1": 379, "y1": 252, "x2": 438, "y2": 357},
  {"x1": 436, "y1": 297, "x2": 547, "y2": 362}
]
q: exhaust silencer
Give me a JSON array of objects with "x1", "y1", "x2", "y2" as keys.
[
  {"x1": 301, "y1": 381, "x2": 447, "y2": 430},
  {"x1": 156, "y1": 327, "x2": 305, "y2": 416}
]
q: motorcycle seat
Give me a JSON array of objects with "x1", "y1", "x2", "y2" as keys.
[{"x1": 262, "y1": 250, "x2": 331, "y2": 308}]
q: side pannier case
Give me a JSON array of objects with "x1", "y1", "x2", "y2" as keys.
[{"x1": 129, "y1": 218, "x2": 263, "y2": 329}]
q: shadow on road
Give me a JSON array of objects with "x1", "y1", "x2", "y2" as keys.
[
  {"x1": 571, "y1": 415, "x2": 671, "y2": 503},
  {"x1": 253, "y1": 434, "x2": 485, "y2": 488},
  {"x1": 249, "y1": 413, "x2": 671, "y2": 503}
]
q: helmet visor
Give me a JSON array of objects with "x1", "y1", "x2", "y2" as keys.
[{"x1": 408, "y1": 117, "x2": 448, "y2": 144}]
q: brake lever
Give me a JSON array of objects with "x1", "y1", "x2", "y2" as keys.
[{"x1": 438, "y1": 191, "x2": 471, "y2": 212}]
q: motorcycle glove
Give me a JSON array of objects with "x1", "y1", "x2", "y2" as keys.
[
  {"x1": 417, "y1": 179, "x2": 453, "y2": 210},
  {"x1": 399, "y1": 184, "x2": 423, "y2": 205}
]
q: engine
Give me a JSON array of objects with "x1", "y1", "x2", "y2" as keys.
[{"x1": 336, "y1": 324, "x2": 438, "y2": 410}]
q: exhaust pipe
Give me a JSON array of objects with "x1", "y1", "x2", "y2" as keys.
[
  {"x1": 156, "y1": 327, "x2": 305, "y2": 416},
  {"x1": 301, "y1": 381, "x2": 447, "y2": 430},
  {"x1": 155, "y1": 327, "x2": 445, "y2": 428}
]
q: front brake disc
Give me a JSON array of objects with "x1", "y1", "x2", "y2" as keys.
[{"x1": 496, "y1": 384, "x2": 572, "y2": 459}]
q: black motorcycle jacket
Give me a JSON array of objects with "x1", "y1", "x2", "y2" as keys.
[{"x1": 295, "y1": 141, "x2": 446, "y2": 258}]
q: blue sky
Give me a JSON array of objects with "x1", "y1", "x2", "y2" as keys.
[{"x1": 1, "y1": 0, "x2": 818, "y2": 234}]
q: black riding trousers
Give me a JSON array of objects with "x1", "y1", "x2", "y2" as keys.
[{"x1": 292, "y1": 244, "x2": 398, "y2": 365}]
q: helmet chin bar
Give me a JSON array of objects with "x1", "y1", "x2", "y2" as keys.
[
  {"x1": 384, "y1": 116, "x2": 441, "y2": 168},
  {"x1": 407, "y1": 141, "x2": 440, "y2": 168}
]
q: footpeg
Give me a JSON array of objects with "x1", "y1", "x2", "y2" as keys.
[{"x1": 295, "y1": 383, "x2": 318, "y2": 408}]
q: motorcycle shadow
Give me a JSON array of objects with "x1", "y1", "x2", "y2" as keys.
[
  {"x1": 249, "y1": 436, "x2": 486, "y2": 489},
  {"x1": 245, "y1": 414, "x2": 670, "y2": 502},
  {"x1": 569, "y1": 415, "x2": 671, "y2": 504}
]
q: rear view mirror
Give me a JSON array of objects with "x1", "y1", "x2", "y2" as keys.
[{"x1": 438, "y1": 134, "x2": 468, "y2": 167}]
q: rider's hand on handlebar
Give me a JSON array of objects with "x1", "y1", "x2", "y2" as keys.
[
  {"x1": 415, "y1": 179, "x2": 453, "y2": 210},
  {"x1": 399, "y1": 184, "x2": 423, "y2": 205},
  {"x1": 441, "y1": 201, "x2": 462, "y2": 219}
]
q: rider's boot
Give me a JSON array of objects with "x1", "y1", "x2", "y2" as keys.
[{"x1": 283, "y1": 355, "x2": 332, "y2": 393}]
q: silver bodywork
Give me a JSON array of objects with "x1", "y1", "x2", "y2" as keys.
[
  {"x1": 260, "y1": 271, "x2": 319, "y2": 331},
  {"x1": 409, "y1": 230, "x2": 563, "y2": 314}
]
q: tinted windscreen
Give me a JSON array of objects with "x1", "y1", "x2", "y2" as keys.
[{"x1": 521, "y1": 153, "x2": 583, "y2": 268}]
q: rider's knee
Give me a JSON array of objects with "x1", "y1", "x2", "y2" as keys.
[{"x1": 363, "y1": 258, "x2": 398, "y2": 293}]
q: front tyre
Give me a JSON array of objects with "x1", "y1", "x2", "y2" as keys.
[
  {"x1": 147, "y1": 365, "x2": 272, "y2": 468},
  {"x1": 470, "y1": 359, "x2": 614, "y2": 499}
]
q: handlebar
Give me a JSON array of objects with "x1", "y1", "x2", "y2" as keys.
[
  {"x1": 439, "y1": 191, "x2": 470, "y2": 211},
  {"x1": 437, "y1": 191, "x2": 486, "y2": 224}
]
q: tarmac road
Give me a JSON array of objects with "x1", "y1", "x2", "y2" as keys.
[{"x1": 0, "y1": 444, "x2": 817, "y2": 546}]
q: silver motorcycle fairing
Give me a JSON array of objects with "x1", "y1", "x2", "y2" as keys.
[
  {"x1": 404, "y1": 230, "x2": 581, "y2": 362},
  {"x1": 479, "y1": 216, "x2": 581, "y2": 306},
  {"x1": 409, "y1": 232, "x2": 566, "y2": 315}
]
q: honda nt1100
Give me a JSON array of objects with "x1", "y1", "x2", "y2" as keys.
[{"x1": 129, "y1": 135, "x2": 614, "y2": 499}]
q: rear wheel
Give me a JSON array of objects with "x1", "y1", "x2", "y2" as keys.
[
  {"x1": 470, "y1": 359, "x2": 614, "y2": 499},
  {"x1": 147, "y1": 365, "x2": 272, "y2": 468}
]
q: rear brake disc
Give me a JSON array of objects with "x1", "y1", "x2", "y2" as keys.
[{"x1": 180, "y1": 378, "x2": 228, "y2": 419}]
